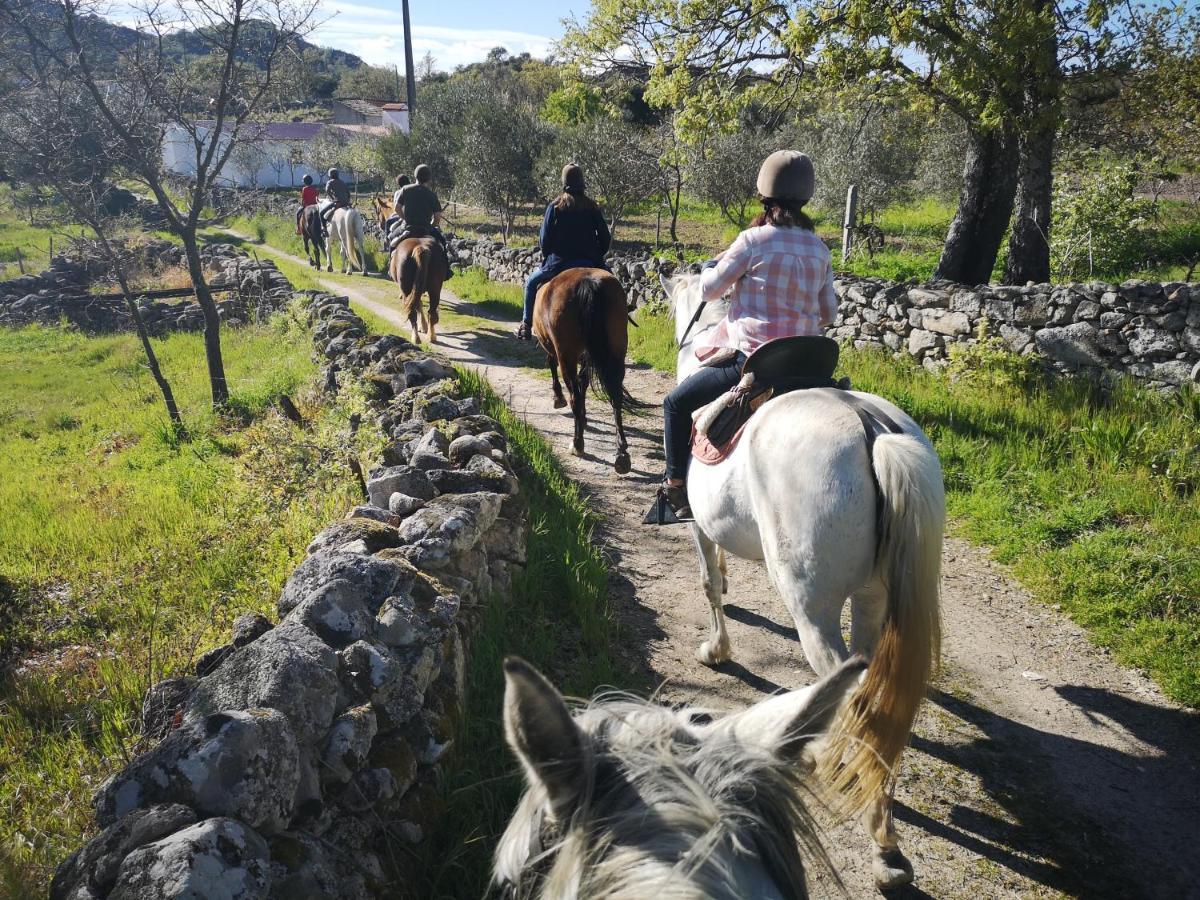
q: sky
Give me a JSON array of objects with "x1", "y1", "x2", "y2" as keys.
[{"x1": 311, "y1": 0, "x2": 591, "y2": 70}]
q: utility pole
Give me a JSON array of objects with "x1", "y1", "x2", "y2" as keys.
[{"x1": 401, "y1": 0, "x2": 417, "y2": 120}]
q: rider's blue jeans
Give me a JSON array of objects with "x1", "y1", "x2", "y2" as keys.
[
  {"x1": 523, "y1": 267, "x2": 555, "y2": 326},
  {"x1": 663, "y1": 352, "x2": 746, "y2": 480}
]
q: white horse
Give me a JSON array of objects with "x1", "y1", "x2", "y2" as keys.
[
  {"x1": 661, "y1": 273, "x2": 945, "y2": 890},
  {"x1": 321, "y1": 200, "x2": 369, "y2": 276},
  {"x1": 495, "y1": 654, "x2": 867, "y2": 899}
]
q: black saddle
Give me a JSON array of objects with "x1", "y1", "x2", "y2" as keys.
[{"x1": 702, "y1": 336, "x2": 842, "y2": 448}]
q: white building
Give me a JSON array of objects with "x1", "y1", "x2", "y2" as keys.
[{"x1": 161, "y1": 119, "x2": 397, "y2": 189}]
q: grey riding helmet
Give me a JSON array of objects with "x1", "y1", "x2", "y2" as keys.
[{"x1": 328, "y1": 168, "x2": 339, "y2": 179}]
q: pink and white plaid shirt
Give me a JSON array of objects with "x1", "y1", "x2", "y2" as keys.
[{"x1": 696, "y1": 224, "x2": 837, "y2": 358}]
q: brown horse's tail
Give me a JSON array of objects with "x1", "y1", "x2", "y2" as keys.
[
  {"x1": 576, "y1": 275, "x2": 645, "y2": 408},
  {"x1": 401, "y1": 243, "x2": 430, "y2": 324},
  {"x1": 816, "y1": 432, "x2": 944, "y2": 824}
]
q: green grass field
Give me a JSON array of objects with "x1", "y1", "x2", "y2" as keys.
[{"x1": 0, "y1": 314, "x2": 366, "y2": 892}]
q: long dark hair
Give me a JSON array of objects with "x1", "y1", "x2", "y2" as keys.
[
  {"x1": 751, "y1": 196, "x2": 814, "y2": 231},
  {"x1": 553, "y1": 189, "x2": 600, "y2": 214}
]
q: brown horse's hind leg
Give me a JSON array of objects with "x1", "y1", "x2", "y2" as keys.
[
  {"x1": 547, "y1": 349, "x2": 567, "y2": 409},
  {"x1": 561, "y1": 358, "x2": 586, "y2": 456},
  {"x1": 612, "y1": 393, "x2": 631, "y2": 474}
]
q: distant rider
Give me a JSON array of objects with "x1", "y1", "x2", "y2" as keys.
[
  {"x1": 382, "y1": 173, "x2": 411, "y2": 243},
  {"x1": 516, "y1": 163, "x2": 610, "y2": 340},
  {"x1": 322, "y1": 167, "x2": 351, "y2": 225},
  {"x1": 387, "y1": 164, "x2": 452, "y2": 280},
  {"x1": 295, "y1": 174, "x2": 320, "y2": 236}
]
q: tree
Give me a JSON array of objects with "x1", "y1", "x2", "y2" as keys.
[
  {"x1": 690, "y1": 128, "x2": 781, "y2": 228},
  {"x1": 0, "y1": 74, "x2": 184, "y2": 430},
  {"x1": 0, "y1": 0, "x2": 319, "y2": 408},
  {"x1": 565, "y1": 0, "x2": 1154, "y2": 285},
  {"x1": 455, "y1": 85, "x2": 544, "y2": 242},
  {"x1": 542, "y1": 118, "x2": 659, "y2": 237},
  {"x1": 338, "y1": 63, "x2": 404, "y2": 101}
]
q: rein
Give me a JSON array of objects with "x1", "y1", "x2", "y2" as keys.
[{"x1": 678, "y1": 299, "x2": 708, "y2": 348}]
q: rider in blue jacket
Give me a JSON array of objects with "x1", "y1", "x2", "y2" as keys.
[{"x1": 516, "y1": 164, "x2": 611, "y2": 339}]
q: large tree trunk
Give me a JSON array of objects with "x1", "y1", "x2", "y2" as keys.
[
  {"x1": 181, "y1": 233, "x2": 230, "y2": 408},
  {"x1": 934, "y1": 126, "x2": 1019, "y2": 285},
  {"x1": 1003, "y1": 123, "x2": 1054, "y2": 284}
]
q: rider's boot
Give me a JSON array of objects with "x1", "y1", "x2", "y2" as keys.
[{"x1": 644, "y1": 479, "x2": 693, "y2": 525}]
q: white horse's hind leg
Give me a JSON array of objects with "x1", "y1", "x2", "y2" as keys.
[
  {"x1": 865, "y1": 791, "x2": 913, "y2": 889},
  {"x1": 692, "y1": 527, "x2": 731, "y2": 665}
]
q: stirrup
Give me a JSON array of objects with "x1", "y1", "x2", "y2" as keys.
[{"x1": 643, "y1": 483, "x2": 693, "y2": 525}]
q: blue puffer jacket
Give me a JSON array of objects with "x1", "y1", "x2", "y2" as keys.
[{"x1": 538, "y1": 194, "x2": 611, "y2": 270}]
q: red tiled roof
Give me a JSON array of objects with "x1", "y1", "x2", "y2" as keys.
[{"x1": 381, "y1": 103, "x2": 408, "y2": 111}]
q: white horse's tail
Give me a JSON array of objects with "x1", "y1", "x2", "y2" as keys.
[{"x1": 819, "y1": 431, "x2": 944, "y2": 819}]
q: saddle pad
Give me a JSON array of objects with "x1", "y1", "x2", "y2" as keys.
[{"x1": 692, "y1": 420, "x2": 752, "y2": 465}]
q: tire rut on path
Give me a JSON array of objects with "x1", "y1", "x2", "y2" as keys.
[{"x1": 267, "y1": 247, "x2": 1200, "y2": 899}]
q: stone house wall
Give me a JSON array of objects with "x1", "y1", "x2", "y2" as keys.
[{"x1": 52, "y1": 291, "x2": 528, "y2": 900}]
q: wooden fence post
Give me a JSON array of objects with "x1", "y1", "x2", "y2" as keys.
[{"x1": 841, "y1": 184, "x2": 858, "y2": 265}]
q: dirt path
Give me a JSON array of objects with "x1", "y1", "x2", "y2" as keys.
[{"x1": 262, "y1": 245, "x2": 1200, "y2": 899}]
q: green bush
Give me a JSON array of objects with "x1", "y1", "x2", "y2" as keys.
[{"x1": 1051, "y1": 154, "x2": 1154, "y2": 279}]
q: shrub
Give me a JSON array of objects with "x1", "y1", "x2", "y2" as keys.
[{"x1": 1051, "y1": 154, "x2": 1154, "y2": 279}]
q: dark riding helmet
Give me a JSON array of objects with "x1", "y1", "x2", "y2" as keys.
[
  {"x1": 561, "y1": 163, "x2": 585, "y2": 194},
  {"x1": 328, "y1": 167, "x2": 339, "y2": 179},
  {"x1": 302, "y1": 174, "x2": 313, "y2": 186},
  {"x1": 396, "y1": 174, "x2": 411, "y2": 188}
]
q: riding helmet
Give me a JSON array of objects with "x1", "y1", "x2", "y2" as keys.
[
  {"x1": 328, "y1": 167, "x2": 339, "y2": 179},
  {"x1": 756, "y1": 151, "x2": 814, "y2": 203},
  {"x1": 561, "y1": 163, "x2": 585, "y2": 194},
  {"x1": 414, "y1": 164, "x2": 431, "y2": 183},
  {"x1": 302, "y1": 174, "x2": 313, "y2": 185}
]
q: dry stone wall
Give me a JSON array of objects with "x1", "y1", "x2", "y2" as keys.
[
  {"x1": 447, "y1": 236, "x2": 1200, "y2": 389},
  {"x1": 0, "y1": 243, "x2": 292, "y2": 334},
  {"x1": 52, "y1": 291, "x2": 528, "y2": 900}
]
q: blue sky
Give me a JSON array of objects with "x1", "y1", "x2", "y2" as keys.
[{"x1": 311, "y1": 0, "x2": 592, "y2": 69}]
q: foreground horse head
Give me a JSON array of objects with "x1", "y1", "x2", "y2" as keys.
[
  {"x1": 534, "y1": 268, "x2": 636, "y2": 473},
  {"x1": 495, "y1": 656, "x2": 866, "y2": 899},
  {"x1": 660, "y1": 270, "x2": 943, "y2": 889}
]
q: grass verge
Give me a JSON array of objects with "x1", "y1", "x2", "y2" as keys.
[
  {"x1": 402, "y1": 368, "x2": 633, "y2": 897},
  {"x1": 0, "y1": 311, "x2": 368, "y2": 892}
]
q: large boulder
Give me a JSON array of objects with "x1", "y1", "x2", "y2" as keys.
[
  {"x1": 51, "y1": 805, "x2": 198, "y2": 900},
  {"x1": 396, "y1": 493, "x2": 504, "y2": 569},
  {"x1": 108, "y1": 818, "x2": 270, "y2": 900},
  {"x1": 365, "y1": 465, "x2": 437, "y2": 508},
  {"x1": 95, "y1": 710, "x2": 299, "y2": 834},
  {"x1": 278, "y1": 551, "x2": 417, "y2": 618},
  {"x1": 305, "y1": 519, "x2": 400, "y2": 556},
  {"x1": 184, "y1": 624, "x2": 340, "y2": 745},
  {"x1": 1034, "y1": 323, "x2": 1105, "y2": 367}
]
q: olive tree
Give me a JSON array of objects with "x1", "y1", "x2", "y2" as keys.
[
  {"x1": 689, "y1": 128, "x2": 781, "y2": 227},
  {"x1": 0, "y1": 0, "x2": 319, "y2": 408}
]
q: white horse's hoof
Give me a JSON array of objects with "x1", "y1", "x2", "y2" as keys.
[
  {"x1": 872, "y1": 848, "x2": 914, "y2": 891},
  {"x1": 696, "y1": 641, "x2": 731, "y2": 666}
]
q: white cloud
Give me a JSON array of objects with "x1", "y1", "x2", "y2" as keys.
[{"x1": 314, "y1": 2, "x2": 556, "y2": 69}]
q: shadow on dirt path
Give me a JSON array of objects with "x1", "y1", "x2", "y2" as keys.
[{"x1": 252, "y1": 237, "x2": 1200, "y2": 899}]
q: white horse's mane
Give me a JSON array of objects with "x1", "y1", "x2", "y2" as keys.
[
  {"x1": 661, "y1": 273, "x2": 730, "y2": 348},
  {"x1": 494, "y1": 693, "x2": 838, "y2": 900}
]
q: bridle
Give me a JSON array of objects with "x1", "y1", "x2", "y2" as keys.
[{"x1": 677, "y1": 298, "x2": 709, "y2": 349}]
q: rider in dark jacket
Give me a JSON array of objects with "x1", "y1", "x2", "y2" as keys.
[
  {"x1": 322, "y1": 167, "x2": 351, "y2": 224},
  {"x1": 516, "y1": 164, "x2": 610, "y2": 339}
]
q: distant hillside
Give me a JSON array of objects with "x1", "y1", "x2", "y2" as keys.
[{"x1": 19, "y1": 1, "x2": 364, "y2": 87}]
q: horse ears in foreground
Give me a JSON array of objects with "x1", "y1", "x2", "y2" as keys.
[
  {"x1": 503, "y1": 657, "x2": 588, "y2": 820},
  {"x1": 706, "y1": 655, "x2": 868, "y2": 766}
]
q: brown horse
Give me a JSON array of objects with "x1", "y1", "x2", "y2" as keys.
[
  {"x1": 389, "y1": 237, "x2": 445, "y2": 345},
  {"x1": 300, "y1": 204, "x2": 330, "y2": 271},
  {"x1": 533, "y1": 268, "x2": 634, "y2": 474}
]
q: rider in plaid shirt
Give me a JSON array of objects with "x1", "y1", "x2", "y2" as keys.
[{"x1": 658, "y1": 151, "x2": 836, "y2": 521}]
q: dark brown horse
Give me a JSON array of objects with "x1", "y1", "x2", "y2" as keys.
[
  {"x1": 300, "y1": 204, "x2": 330, "y2": 271},
  {"x1": 533, "y1": 268, "x2": 634, "y2": 474},
  {"x1": 389, "y1": 237, "x2": 445, "y2": 344}
]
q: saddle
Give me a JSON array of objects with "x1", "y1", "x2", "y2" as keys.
[{"x1": 692, "y1": 336, "x2": 842, "y2": 465}]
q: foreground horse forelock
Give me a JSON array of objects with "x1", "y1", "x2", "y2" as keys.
[
  {"x1": 495, "y1": 656, "x2": 867, "y2": 900},
  {"x1": 659, "y1": 273, "x2": 945, "y2": 889}
]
